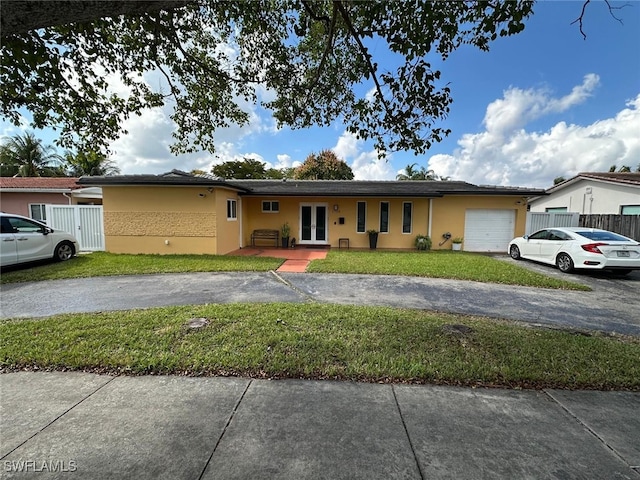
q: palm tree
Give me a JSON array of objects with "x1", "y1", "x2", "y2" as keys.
[
  {"x1": 0, "y1": 132, "x2": 64, "y2": 176},
  {"x1": 64, "y1": 150, "x2": 120, "y2": 176},
  {"x1": 609, "y1": 165, "x2": 632, "y2": 173},
  {"x1": 396, "y1": 163, "x2": 419, "y2": 180},
  {"x1": 397, "y1": 163, "x2": 439, "y2": 180}
]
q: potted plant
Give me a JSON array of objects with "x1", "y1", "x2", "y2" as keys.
[
  {"x1": 281, "y1": 222, "x2": 291, "y2": 248},
  {"x1": 414, "y1": 234, "x2": 432, "y2": 251},
  {"x1": 366, "y1": 229, "x2": 379, "y2": 249},
  {"x1": 452, "y1": 237, "x2": 463, "y2": 251}
]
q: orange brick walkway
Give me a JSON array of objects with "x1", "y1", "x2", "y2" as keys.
[{"x1": 228, "y1": 247, "x2": 329, "y2": 273}]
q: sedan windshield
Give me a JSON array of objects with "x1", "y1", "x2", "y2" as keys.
[{"x1": 576, "y1": 231, "x2": 631, "y2": 242}]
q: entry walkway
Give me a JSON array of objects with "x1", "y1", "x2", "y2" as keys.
[{"x1": 229, "y1": 247, "x2": 329, "y2": 272}]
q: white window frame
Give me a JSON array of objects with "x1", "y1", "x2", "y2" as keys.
[
  {"x1": 29, "y1": 203, "x2": 47, "y2": 223},
  {"x1": 227, "y1": 199, "x2": 237, "y2": 220},
  {"x1": 356, "y1": 201, "x2": 366, "y2": 233},
  {"x1": 621, "y1": 205, "x2": 640, "y2": 215},
  {"x1": 379, "y1": 201, "x2": 390, "y2": 233},
  {"x1": 261, "y1": 200, "x2": 280, "y2": 213},
  {"x1": 402, "y1": 202, "x2": 413, "y2": 234}
]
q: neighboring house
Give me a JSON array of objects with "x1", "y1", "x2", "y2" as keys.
[
  {"x1": 0, "y1": 177, "x2": 103, "y2": 223},
  {"x1": 80, "y1": 170, "x2": 544, "y2": 254},
  {"x1": 528, "y1": 173, "x2": 640, "y2": 215}
]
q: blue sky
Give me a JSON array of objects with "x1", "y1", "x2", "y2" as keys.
[{"x1": 2, "y1": 1, "x2": 639, "y2": 188}]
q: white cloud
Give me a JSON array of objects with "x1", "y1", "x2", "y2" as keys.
[
  {"x1": 109, "y1": 95, "x2": 274, "y2": 175},
  {"x1": 428, "y1": 78, "x2": 639, "y2": 188},
  {"x1": 483, "y1": 74, "x2": 599, "y2": 136},
  {"x1": 332, "y1": 131, "x2": 395, "y2": 180}
]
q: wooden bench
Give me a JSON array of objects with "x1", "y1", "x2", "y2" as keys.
[{"x1": 250, "y1": 229, "x2": 279, "y2": 247}]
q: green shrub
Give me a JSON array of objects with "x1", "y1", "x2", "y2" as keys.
[{"x1": 415, "y1": 234, "x2": 432, "y2": 250}]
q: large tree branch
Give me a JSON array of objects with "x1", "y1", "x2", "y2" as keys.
[
  {"x1": 1, "y1": 0, "x2": 193, "y2": 36},
  {"x1": 334, "y1": 1, "x2": 394, "y2": 120},
  {"x1": 301, "y1": 3, "x2": 338, "y2": 107},
  {"x1": 571, "y1": 0, "x2": 629, "y2": 39}
]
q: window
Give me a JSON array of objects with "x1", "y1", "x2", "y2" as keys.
[
  {"x1": 402, "y1": 202, "x2": 412, "y2": 234},
  {"x1": 545, "y1": 207, "x2": 567, "y2": 213},
  {"x1": 7, "y1": 216, "x2": 46, "y2": 233},
  {"x1": 528, "y1": 230, "x2": 550, "y2": 240},
  {"x1": 29, "y1": 204, "x2": 47, "y2": 222},
  {"x1": 227, "y1": 199, "x2": 237, "y2": 220},
  {"x1": 379, "y1": 202, "x2": 389, "y2": 233},
  {"x1": 548, "y1": 230, "x2": 572, "y2": 241},
  {"x1": 621, "y1": 205, "x2": 640, "y2": 215},
  {"x1": 356, "y1": 201, "x2": 366, "y2": 233},
  {"x1": 262, "y1": 200, "x2": 279, "y2": 213},
  {"x1": 575, "y1": 230, "x2": 631, "y2": 242}
]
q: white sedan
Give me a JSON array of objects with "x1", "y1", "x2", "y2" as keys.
[
  {"x1": 0, "y1": 212, "x2": 80, "y2": 267},
  {"x1": 508, "y1": 227, "x2": 640, "y2": 275}
]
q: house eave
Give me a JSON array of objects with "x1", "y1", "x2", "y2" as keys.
[{"x1": 0, "y1": 188, "x2": 75, "y2": 193}]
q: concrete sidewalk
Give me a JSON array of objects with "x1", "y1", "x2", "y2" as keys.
[{"x1": 1, "y1": 373, "x2": 638, "y2": 479}]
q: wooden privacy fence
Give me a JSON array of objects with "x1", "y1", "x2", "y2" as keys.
[{"x1": 579, "y1": 215, "x2": 640, "y2": 241}]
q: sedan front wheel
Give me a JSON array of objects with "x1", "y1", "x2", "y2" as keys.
[
  {"x1": 556, "y1": 252, "x2": 574, "y2": 273},
  {"x1": 54, "y1": 241, "x2": 75, "y2": 262},
  {"x1": 509, "y1": 245, "x2": 521, "y2": 260}
]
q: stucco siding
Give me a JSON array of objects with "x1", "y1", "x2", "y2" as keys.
[
  {"x1": 215, "y1": 189, "x2": 240, "y2": 254},
  {"x1": 0, "y1": 192, "x2": 72, "y2": 217},
  {"x1": 241, "y1": 196, "x2": 431, "y2": 249},
  {"x1": 99, "y1": 185, "x2": 531, "y2": 254},
  {"x1": 430, "y1": 196, "x2": 527, "y2": 250},
  {"x1": 529, "y1": 180, "x2": 640, "y2": 214},
  {"x1": 102, "y1": 186, "x2": 229, "y2": 255},
  {"x1": 106, "y1": 236, "x2": 217, "y2": 255},
  {"x1": 104, "y1": 211, "x2": 216, "y2": 237}
]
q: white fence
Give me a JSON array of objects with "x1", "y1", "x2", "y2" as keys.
[
  {"x1": 525, "y1": 212, "x2": 579, "y2": 235},
  {"x1": 45, "y1": 205, "x2": 105, "y2": 251}
]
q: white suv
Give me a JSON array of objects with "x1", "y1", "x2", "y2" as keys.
[{"x1": 0, "y1": 212, "x2": 80, "y2": 267}]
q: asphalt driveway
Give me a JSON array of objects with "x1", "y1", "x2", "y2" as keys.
[{"x1": 1, "y1": 257, "x2": 639, "y2": 336}]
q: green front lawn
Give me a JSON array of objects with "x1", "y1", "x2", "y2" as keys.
[
  {"x1": 1, "y1": 250, "x2": 588, "y2": 291},
  {"x1": 0, "y1": 252, "x2": 284, "y2": 284},
  {"x1": 308, "y1": 251, "x2": 588, "y2": 290},
  {"x1": 1, "y1": 303, "x2": 637, "y2": 390}
]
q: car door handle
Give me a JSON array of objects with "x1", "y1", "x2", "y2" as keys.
[
  {"x1": 16, "y1": 237, "x2": 29, "y2": 241},
  {"x1": 2, "y1": 238, "x2": 16, "y2": 242}
]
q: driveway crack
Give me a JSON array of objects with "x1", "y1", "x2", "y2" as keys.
[
  {"x1": 543, "y1": 390, "x2": 637, "y2": 472},
  {"x1": 391, "y1": 385, "x2": 425, "y2": 480},
  {"x1": 0, "y1": 375, "x2": 116, "y2": 460},
  {"x1": 198, "y1": 379, "x2": 253, "y2": 480},
  {"x1": 269, "y1": 270, "x2": 317, "y2": 303}
]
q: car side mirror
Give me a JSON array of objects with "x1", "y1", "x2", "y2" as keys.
[
  {"x1": 523, "y1": 235, "x2": 529, "y2": 241},
  {"x1": 42, "y1": 227, "x2": 52, "y2": 235}
]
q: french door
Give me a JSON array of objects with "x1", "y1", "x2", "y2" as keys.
[{"x1": 299, "y1": 203, "x2": 328, "y2": 244}]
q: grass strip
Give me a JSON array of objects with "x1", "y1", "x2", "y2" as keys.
[
  {"x1": 308, "y1": 251, "x2": 589, "y2": 290},
  {"x1": 2, "y1": 303, "x2": 636, "y2": 390},
  {"x1": 0, "y1": 252, "x2": 283, "y2": 284}
]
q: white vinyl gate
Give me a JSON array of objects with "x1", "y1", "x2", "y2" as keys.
[
  {"x1": 525, "y1": 212, "x2": 579, "y2": 235},
  {"x1": 45, "y1": 205, "x2": 105, "y2": 251}
]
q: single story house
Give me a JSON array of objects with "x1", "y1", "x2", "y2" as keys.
[
  {"x1": 79, "y1": 170, "x2": 545, "y2": 254},
  {"x1": 0, "y1": 177, "x2": 103, "y2": 222},
  {"x1": 528, "y1": 172, "x2": 640, "y2": 215}
]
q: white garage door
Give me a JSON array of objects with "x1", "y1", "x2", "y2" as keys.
[{"x1": 464, "y1": 209, "x2": 515, "y2": 252}]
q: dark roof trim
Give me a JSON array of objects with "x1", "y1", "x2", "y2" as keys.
[
  {"x1": 79, "y1": 170, "x2": 546, "y2": 197},
  {"x1": 547, "y1": 172, "x2": 640, "y2": 193},
  {"x1": 78, "y1": 170, "x2": 252, "y2": 193}
]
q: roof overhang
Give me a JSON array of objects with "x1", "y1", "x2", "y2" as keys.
[
  {"x1": 0, "y1": 188, "x2": 74, "y2": 193},
  {"x1": 77, "y1": 171, "x2": 547, "y2": 198}
]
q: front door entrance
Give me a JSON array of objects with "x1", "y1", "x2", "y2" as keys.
[{"x1": 299, "y1": 203, "x2": 328, "y2": 245}]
